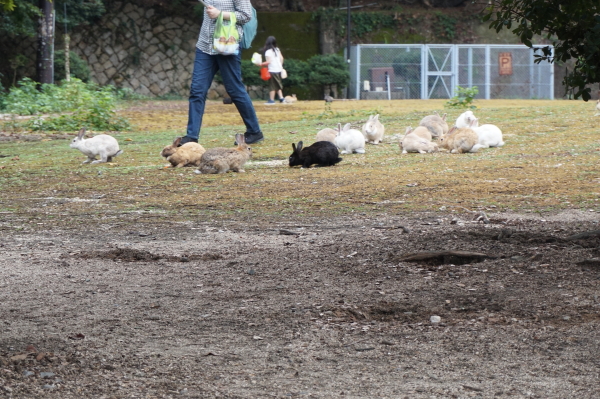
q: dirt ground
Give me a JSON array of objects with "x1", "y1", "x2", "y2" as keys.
[{"x1": 1, "y1": 209, "x2": 600, "y2": 398}]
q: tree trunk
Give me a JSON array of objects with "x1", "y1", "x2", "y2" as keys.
[{"x1": 36, "y1": 0, "x2": 55, "y2": 84}]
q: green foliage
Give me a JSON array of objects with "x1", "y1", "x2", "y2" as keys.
[
  {"x1": 0, "y1": 87, "x2": 7, "y2": 111},
  {"x1": 240, "y1": 60, "x2": 266, "y2": 88},
  {"x1": 312, "y1": 8, "x2": 396, "y2": 40},
  {"x1": 0, "y1": 0, "x2": 105, "y2": 37},
  {"x1": 53, "y1": 50, "x2": 91, "y2": 83},
  {"x1": 445, "y1": 86, "x2": 478, "y2": 109},
  {"x1": 1, "y1": 0, "x2": 16, "y2": 11},
  {"x1": 3, "y1": 78, "x2": 129, "y2": 131},
  {"x1": 351, "y1": 12, "x2": 395, "y2": 37},
  {"x1": 433, "y1": 11, "x2": 457, "y2": 40},
  {"x1": 307, "y1": 54, "x2": 350, "y2": 94},
  {"x1": 483, "y1": 0, "x2": 600, "y2": 100},
  {"x1": 281, "y1": 58, "x2": 309, "y2": 88},
  {"x1": 0, "y1": 0, "x2": 39, "y2": 36}
]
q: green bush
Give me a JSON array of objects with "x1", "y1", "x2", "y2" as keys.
[
  {"x1": 281, "y1": 58, "x2": 310, "y2": 88},
  {"x1": 307, "y1": 54, "x2": 350, "y2": 96},
  {"x1": 241, "y1": 60, "x2": 267, "y2": 88},
  {"x1": 445, "y1": 86, "x2": 478, "y2": 109},
  {"x1": 3, "y1": 78, "x2": 129, "y2": 131},
  {"x1": 54, "y1": 50, "x2": 91, "y2": 83}
]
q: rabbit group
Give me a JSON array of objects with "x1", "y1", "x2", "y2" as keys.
[{"x1": 400, "y1": 110, "x2": 504, "y2": 155}]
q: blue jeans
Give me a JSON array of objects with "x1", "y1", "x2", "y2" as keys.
[{"x1": 186, "y1": 49, "x2": 262, "y2": 140}]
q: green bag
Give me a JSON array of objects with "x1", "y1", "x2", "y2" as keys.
[{"x1": 213, "y1": 12, "x2": 239, "y2": 55}]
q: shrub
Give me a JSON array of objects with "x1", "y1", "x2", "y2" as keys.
[
  {"x1": 281, "y1": 58, "x2": 310, "y2": 88},
  {"x1": 54, "y1": 50, "x2": 91, "y2": 83},
  {"x1": 3, "y1": 78, "x2": 129, "y2": 131},
  {"x1": 445, "y1": 86, "x2": 478, "y2": 109},
  {"x1": 307, "y1": 54, "x2": 350, "y2": 96},
  {"x1": 241, "y1": 60, "x2": 267, "y2": 88}
]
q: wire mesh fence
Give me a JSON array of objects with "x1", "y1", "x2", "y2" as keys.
[{"x1": 348, "y1": 44, "x2": 554, "y2": 100}]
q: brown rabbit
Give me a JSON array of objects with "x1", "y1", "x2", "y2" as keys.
[
  {"x1": 161, "y1": 137, "x2": 206, "y2": 168},
  {"x1": 440, "y1": 122, "x2": 480, "y2": 153},
  {"x1": 196, "y1": 134, "x2": 252, "y2": 174}
]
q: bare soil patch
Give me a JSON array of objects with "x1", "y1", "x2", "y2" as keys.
[{"x1": 1, "y1": 210, "x2": 600, "y2": 398}]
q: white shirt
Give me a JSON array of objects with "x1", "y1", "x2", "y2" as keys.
[{"x1": 265, "y1": 48, "x2": 283, "y2": 73}]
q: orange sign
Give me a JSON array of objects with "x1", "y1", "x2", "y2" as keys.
[{"x1": 499, "y1": 52, "x2": 513, "y2": 76}]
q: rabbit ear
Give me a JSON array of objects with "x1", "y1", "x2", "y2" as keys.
[
  {"x1": 405, "y1": 126, "x2": 413, "y2": 134},
  {"x1": 337, "y1": 123, "x2": 342, "y2": 132},
  {"x1": 235, "y1": 134, "x2": 245, "y2": 145},
  {"x1": 296, "y1": 141, "x2": 303, "y2": 152},
  {"x1": 373, "y1": 114, "x2": 379, "y2": 121},
  {"x1": 77, "y1": 128, "x2": 86, "y2": 139},
  {"x1": 468, "y1": 118, "x2": 478, "y2": 128},
  {"x1": 343, "y1": 123, "x2": 351, "y2": 131},
  {"x1": 441, "y1": 113, "x2": 447, "y2": 121},
  {"x1": 172, "y1": 137, "x2": 182, "y2": 146}
]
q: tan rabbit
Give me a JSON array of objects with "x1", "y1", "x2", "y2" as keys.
[
  {"x1": 419, "y1": 111, "x2": 448, "y2": 138},
  {"x1": 406, "y1": 126, "x2": 432, "y2": 141},
  {"x1": 361, "y1": 114, "x2": 385, "y2": 144},
  {"x1": 161, "y1": 137, "x2": 206, "y2": 168},
  {"x1": 400, "y1": 127, "x2": 438, "y2": 154},
  {"x1": 196, "y1": 134, "x2": 252, "y2": 174},
  {"x1": 315, "y1": 125, "x2": 338, "y2": 143},
  {"x1": 440, "y1": 122, "x2": 480, "y2": 153},
  {"x1": 283, "y1": 94, "x2": 297, "y2": 103}
]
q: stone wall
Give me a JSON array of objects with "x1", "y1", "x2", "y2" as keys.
[{"x1": 69, "y1": 2, "x2": 200, "y2": 97}]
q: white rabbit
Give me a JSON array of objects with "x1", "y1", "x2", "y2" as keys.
[
  {"x1": 472, "y1": 121, "x2": 504, "y2": 148},
  {"x1": 334, "y1": 123, "x2": 366, "y2": 154},
  {"x1": 70, "y1": 128, "x2": 123, "y2": 164},
  {"x1": 361, "y1": 114, "x2": 385, "y2": 144},
  {"x1": 419, "y1": 111, "x2": 448, "y2": 138},
  {"x1": 315, "y1": 126, "x2": 338, "y2": 143},
  {"x1": 455, "y1": 110, "x2": 477, "y2": 128},
  {"x1": 399, "y1": 130, "x2": 438, "y2": 154}
]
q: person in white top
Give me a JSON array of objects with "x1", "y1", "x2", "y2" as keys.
[{"x1": 260, "y1": 36, "x2": 284, "y2": 104}]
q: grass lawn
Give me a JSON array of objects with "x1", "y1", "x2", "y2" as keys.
[{"x1": 1, "y1": 98, "x2": 599, "y2": 226}]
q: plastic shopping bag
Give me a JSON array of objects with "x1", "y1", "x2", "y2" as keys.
[
  {"x1": 213, "y1": 12, "x2": 239, "y2": 55},
  {"x1": 260, "y1": 67, "x2": 271, "y2": 81},
  {"x1": 251, "y1": 52, "x2": 262, "y2": 66}
]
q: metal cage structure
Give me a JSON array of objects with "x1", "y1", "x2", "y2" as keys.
[{"x1": 348, "y1": 44, "x2": 554, "y2": 100}]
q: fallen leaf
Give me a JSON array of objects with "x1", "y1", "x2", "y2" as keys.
[
  {"x1": 26, "y1": 345, "x2": 36, "y2": 353},
  {"x1": 10, "y1": 354, "x2": 28, "y2": 361},
  {"x1": 36, "y1": 352, "x2": 46, "y2": 361}
]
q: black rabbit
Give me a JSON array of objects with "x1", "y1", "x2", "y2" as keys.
[{"x1": 289, "y1": 141, "x2": 342, "y2": 168}]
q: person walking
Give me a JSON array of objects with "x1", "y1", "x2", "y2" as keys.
[
  {"x1": 260, "y1": 36, "x2": 284, "y2": 104},
  {"x1": 179, "y1": 0, "x2": 264, "y2": 146}
]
